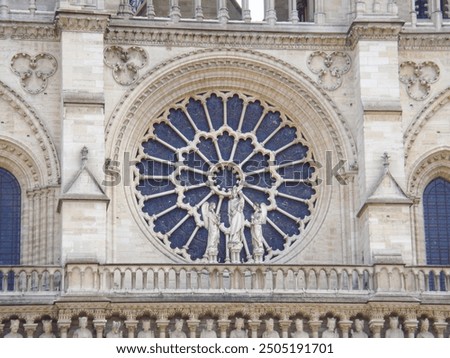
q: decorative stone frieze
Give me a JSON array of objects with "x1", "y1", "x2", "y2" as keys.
[
  {"x1": 400, "y1": 34, "x2": 450, "y2": 51},
  {"x1": 2, "y1": 301, "x2": 446, "y2": 338},
  {"x1": 104, "y1": 46, "x2": 148, "y2": 86},
  {"x1": 0, "y1": 24, "x2": 58, "y2": 41},
  {"x1": 307, "y1": 51, "x2": 351, "y2": 91},
  {"x1": 347, "y1": 21, "x2": 404, "y2": 48},
  {"x1": 56, "y1": 14, "x2": 109, "y2": 33},
  {"x1": 10, "y1": 53, "x2": 57, "y2": 95},
  {"x1": 399, "y1": 61, "x2": 440, "y2": 101},
  {"x1": 105, "y1": 25, "x2": 348, "y2": 50}
]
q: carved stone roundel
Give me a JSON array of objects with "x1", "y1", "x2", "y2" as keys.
[
  {"x1": 10, "y1": 53, "x2": 57, "y2": 94},
  {"x1": 134, "y1": 91, "x2": 318, "y2": 263}
]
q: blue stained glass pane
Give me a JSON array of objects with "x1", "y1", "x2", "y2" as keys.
[
  {"x1": 197, "y1": 138, "x2": 219, "y2": 163},
  {"x1": 265, "y1": 126, "x2": 297, "y2": 151},
  {"x1": 241, "y1": 101, "x2": 264, "y2": 133},
  {"x1": 262, "y1": 224, "x2": 285, "y2": 251},
  {"x1": 186, "y1": 99, "x2": 209, "y2": 132},
  {"x1": 136, "y1": 160, "x2": 174, "y2": 176},
  {"x1": 143, "y1": 193, "x2": 177, "y2": 217},
  {"x1": 188, "y1": 228, "x2": 207, "y2": 260},
  {"x1": 245, "y1": 172, "x2": 274, "y2": 188},
  {"x1": 242, "y1": 187, "x2": 270, "y2": 206},
  {"x1": 276, "y1": 197, "x2": 310, "y2": 219},
  {"x1": 217, "y1": 132, "x2": 235, "y2": 161},
  {"x1": 169, "y1": 109, "x2": 196, "y2": 141},
  {"x1": 279, "y1": 162, "x2": 315, "y2": 180},
  {"x1": 153, "y1": 123, "x2": 187, "y2": 149},
  {"x1": 177, "y1": 169, "x2": 207, "y2": 187},
  {"x1": 267, "y1": 210, "x2": 300, "y2": 236},
  {"x1": 424, "y1": 178, "x2": 450, "y2": 290},
  {"x1": 183, "y1": 151, "x2": 209, "y2": 172},
  {"x1": 226, "y1": 95, "x2": 243, "y2": 130},
  {"x1": 277, "y1": 182, "x2": 316, "y2": 200},
  {"x1": 154, "y1": 208, "x2": 188, "y2": 235},
  {"x1": 233, "y1": 139, "x2": 254, "y2": 164},
  {"x1": 142, "y1": 140, "x2": 177, "y2": 161},
  {"x1": 206, "y1": 94, "x2": 224, "y2": 130},
  {"x1": 169, "y1": 216, "x2": 196, "y2": 249},
  {"x1": 183, "y1": 187, "x2": 211, "y2": 206},
  {"x1": 242, "y1": 153, "x2": 269, "y2": 173},
  {"x1": 137, "y1": 179, "x2": 175, "y2": 196},
  {"x1": 255, "y1": 111, "x2": 281, "y2": 142},
  {"x1": 0, "y1": 168, "x2": 21, "y2": 266}
]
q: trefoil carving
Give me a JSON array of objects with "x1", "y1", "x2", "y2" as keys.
[
  {"x1": 10, "y1": 53, "x2": 57, "y2": 95},
  {"x1": 307, "y1": 51, "x2": 351, "y2": 91},
  {"x1": 104, "y1": 46, "x2": 148, "y2": 86},
  {"x1": 399, "y1": 61, "x2": 440, "y2": 101}
]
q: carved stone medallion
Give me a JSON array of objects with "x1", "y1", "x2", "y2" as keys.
[{"x1": 10, "y1": 53, "x2": 57, "y2": 94}]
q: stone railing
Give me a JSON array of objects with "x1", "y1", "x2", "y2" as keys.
[
  {"x1": 0, "y1": 0, "x2": 57, "y2": 16},
  {"x1": 62, "y1": 263, "x2": 450, "y2": 297},
  {"x1": 0, "y1": 266, "x2": 63, "y2": 294},
  {"x1": 65, "y1": 263, "x2": 373, "y2": 294},
  {"x1": 1, "y1": 263, "x2": 450, "y2": 298}
]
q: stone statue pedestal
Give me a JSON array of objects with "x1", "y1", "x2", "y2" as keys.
[
  {"x1": 253, "y1": 248, "x2": 264, "y2": 263},
  {"x1": 230, "y1": 247, "x2": 242, "y2": 264}
]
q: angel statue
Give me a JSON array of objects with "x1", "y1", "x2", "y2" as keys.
[
  {"x1": 251, "y1": 203, "x2": 267, "y2": 263},
  {"x1": 228, "y1": 187, "x2": 245, "y2": 263},
  {"x1": 201, "y1": 202, "x2": 220, "y2": 263}
]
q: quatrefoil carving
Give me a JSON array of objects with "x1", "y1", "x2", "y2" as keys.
[
  {"x1": 104, "y1": 46, "x2": 148, "y2": 86},
  {"x1": 399, "y1": 61, "x2": 440, "y2": 101},
  {"x1": 10, "y1": 53, "x2": 57, "y2": 94},
  {"x1": 307, "y1": 51, "x2": 351, "y2": 91}
]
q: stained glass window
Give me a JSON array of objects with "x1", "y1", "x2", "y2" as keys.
[
  {"x1": 134, "y1": 92, "x2": 318, "y2": 263},
  {"x1": 415, "y1": 0, "x2": 429, "y2": 19},
  {"x1": 423, "y1": 177, "x2": 450, "y2": 290},
  {"x1": 0, "y1": 168, "x2": 21, "y2": 266}
]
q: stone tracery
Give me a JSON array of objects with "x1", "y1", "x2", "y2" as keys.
[{"x1": 134, "y1": 91, "x2": 318, "y2": 263}]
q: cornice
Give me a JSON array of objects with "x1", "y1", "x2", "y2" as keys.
[
  {"x1": 105, "y1": 25, "x2": 349, "y2": 50},
  {"x1": 399, "y1": 32, "x2": 450, "y2": 51},
  {"x1": 347, "y1": 20, "x2": 404, "y2": 48},
  {"x1": 56, "y1": 12, "x2": 109, "y2": 33},
  {"x1": 0, "y1": 22, "x2": 58, "y2": 41}
]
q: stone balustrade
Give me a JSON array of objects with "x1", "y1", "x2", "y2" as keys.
[
  {"x1": 2, "y1": 263, "x2": 450, "y2": 297},
  {"x1": 0, "y1": 266, "x2": 62, "y2": 293}
]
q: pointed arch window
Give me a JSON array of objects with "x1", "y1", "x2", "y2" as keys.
[
  {"x1": 0, "y1": 168, "x2": 21, "y2": 265},
  {"x1": 424, "y1": 177, "x2": 450, "y2": 265}
]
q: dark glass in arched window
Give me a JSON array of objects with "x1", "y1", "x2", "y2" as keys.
[
  {"x1": 415, "y1": 0, "x2": 429, "y2": 19},
  {"x1": 423, "y1": 177, "x2": 450, "y2": 290},
  {"x1": 442, "y1": 0, "x2": 449, "y2": 19},
  {"x1": 0, "y1": 168, "x2": 21, "y2": 265}
]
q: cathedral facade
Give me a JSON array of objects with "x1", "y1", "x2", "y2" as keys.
[{"x1": 0, "y1": 0, "x2": 449, "y2": 338}]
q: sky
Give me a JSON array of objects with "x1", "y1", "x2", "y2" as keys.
[{"x1": 235, "y1": 0, "x2": 265, "y2": 21}]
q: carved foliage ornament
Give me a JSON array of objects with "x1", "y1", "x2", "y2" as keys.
[
  {"x1": 10, "y1": 53, "x2": 57, "y2": 95},
  {"x1": 307, "y1": 51, "x2": 351, "y2": 91},
  {"x1": 104, "y1": 46, "x2": 148, "y2": 86},
  {"x1": 399, "y1": 61, "x2": 440, "y2": 101}
]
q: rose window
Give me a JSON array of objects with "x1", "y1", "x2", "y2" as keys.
[{"x1": 134, "y1": 92, "x2": 318, "y2": 263}]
